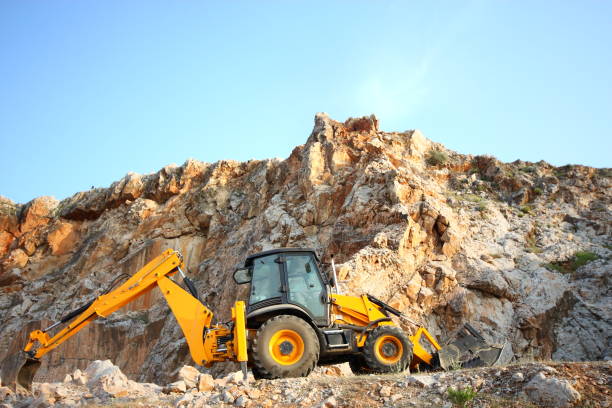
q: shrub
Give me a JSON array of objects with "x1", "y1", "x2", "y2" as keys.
[
  {"x1": 525, "y1": 237, "x2": 542, "y2": 253},
  {"x1": 448, "y1": 386, "x2": 477, "y2": 407},
  {"x1": 543, "y1": 262, "x2": 564, "y2": 273},
  {"x1": 573, "y1": 251, "x2": 599, "y2": 268},
  {"x1": 520, "y1": 165, "x2": 536, "y2": 173},
  {"x1": 463, "y1": 194, "x2": 484, "y2": 203},
  {"x1": 426, "y1": 150, "x2": 448, "y2": 166},
  {"x1": 544, "y1": 251, "x2": 599, "y2": 274}
]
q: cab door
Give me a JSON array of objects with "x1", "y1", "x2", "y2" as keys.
[{"x1": 282, "y1": 253, "x2": 329, "y2": 326}]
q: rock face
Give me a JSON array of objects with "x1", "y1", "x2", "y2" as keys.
[{"x1": 0, "y1": 114, "x2": 610, "y2": 385}]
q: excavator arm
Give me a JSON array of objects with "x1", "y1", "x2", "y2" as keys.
[{"x1": 2, "y1": 249, "x2": 248, "y2": 392}]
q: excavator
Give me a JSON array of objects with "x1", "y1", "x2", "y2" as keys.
[{"x1": 1, "y1": 247, "x2": 510, "y2": 391}]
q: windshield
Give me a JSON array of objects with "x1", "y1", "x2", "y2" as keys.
[{"x1": 249, "y1": 254, "x2": 281, "y2": 305}]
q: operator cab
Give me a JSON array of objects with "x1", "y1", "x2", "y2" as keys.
[{"x1": 233, "y1": 248, "x2": 330, "y2": 326}]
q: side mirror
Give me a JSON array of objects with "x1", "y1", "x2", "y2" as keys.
[{"x1": 233, "y1": 267, "x2": 252, "y2": 284}]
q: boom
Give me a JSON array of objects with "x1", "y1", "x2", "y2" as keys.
[{"x1": 5, "y1": 249, "x2": 247, "y2": 391}]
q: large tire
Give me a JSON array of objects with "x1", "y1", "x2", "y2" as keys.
[
  {"x1": 361, "y1": 325, "x2": 412, "y2": 374},
  {"x1": 348, "y1": 355, "x2": 371, "y2": 375},
  {"x1": 251, "y1": 315, "x2": 320, "y2": 379}
]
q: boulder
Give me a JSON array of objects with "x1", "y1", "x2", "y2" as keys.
[
  {"x1": 524, "y1": 372, "x2": 581, "y2": 408},
  {"x1": 71, "y1": 369, "x2": 87, "y2": 386},
  {"x1": 164, "y1": 380, "x2": 187, "y2": 394},
  {"x1": 177, "y1": 365, "x2": 200, "y2": 389},
  {"x1": 406, "y1": 375, "x2": 438, "y2": 388},
  {"x1": 197, "y1": 374, "x2": 215, "y2": 392},
  {"x1": 84, "y1": 360, "x2": 134, "y2": 397}
]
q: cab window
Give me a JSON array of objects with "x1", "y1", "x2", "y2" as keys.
[
  {"x1": 249, "y1": 254, "x2": 281, "y2": 305},
  {"x1": 285, "y1": 254, "x2": 325, "y2": 319}
]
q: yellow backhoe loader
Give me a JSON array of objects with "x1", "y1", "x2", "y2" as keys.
[{"x1": 1, "y1": 248, "x2": 510, "y2": 391}]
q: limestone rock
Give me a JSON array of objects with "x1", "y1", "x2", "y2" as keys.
[
  {"x1": 47, "y1": 222, "x2": 79, "y2": 256},
  {"x1": 406, "y1": 375, "x2": 438, "y2": 388},
  {"x1": 318, "y1": 396, "x2": 337, "y2": 408},
  {"x1": 178, "y1": 365, "x2": 200, "y2": 389},
  {"x1": 197, "y1": 374, "x2": 215, "y2": 392},
  {"x1": 379, "y1": 385, "x2": 392, "y2": 397},
  {"x1": 84, "y1": 360, "x2": 134, "y2": 397},
  {"x1": 524, "y1": 372, "x2": 581, "y2": 407},
  {"x1": 71, "y1": 369, "x2": 87, "y2": 386},
  {"x1": 164, "y1": 380, "x2": 187, "y2": 394},
  {"x1": 234, "y1": 395, "x2": 249, "y2": 407}
]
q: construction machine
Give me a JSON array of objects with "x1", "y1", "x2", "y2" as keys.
[{"x1": 2, "y1": 248, "x2": 510, "y2": 391}]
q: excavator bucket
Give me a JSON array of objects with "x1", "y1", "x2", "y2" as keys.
[
  {"x1": 0, "y1": 352, "x2": 41, "y2": 392},
  {"x1": 438, "y1": 323, "x2": 512, "y2": 370}
]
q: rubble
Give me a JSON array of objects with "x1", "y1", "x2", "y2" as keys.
[{"x1": 4, "y1": 359, "x2": 607, "y2": 407}]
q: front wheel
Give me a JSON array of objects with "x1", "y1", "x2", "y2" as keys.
[
  {"x1": 362, "y1": 325, "x2": 412, "y2": 374},
  {"x1": 251, "y1": 315, "x2": 320, "y2": 379}
]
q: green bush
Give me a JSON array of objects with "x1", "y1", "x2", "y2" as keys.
[
  {"x1": 520, "y1": 165, "x2": 536, "y2": 173},
  {"x1": 426, "y1": 150, "x2": 448, "y2": 166},
  {"x1": 463, "y1": 194, "x2": 484, "y2": 203},
  {"x1": 544, "y1": 251, "x2": 599, "y2": 274},
  {"x1": 574, "y1": 251, "x2": 599, "y2": 268},
  {"x1": 476, "y1": 202, "x2": 488, "y2": 212},
  {"x1": 448, "y1": 386, "x2": 477, "y2": 407},
  {"x1": 543, "y1": 262, "x2": 564, "y2": 273}
]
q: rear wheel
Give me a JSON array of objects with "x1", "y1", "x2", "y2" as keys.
[
  {"x1": 348, "y1": 355, "x2": 371, "y2": 375},
  {"x1": 251, "y1": 315, "x2": 319, "y2": 379},
  {"x1": 361, "y1": 325, "x2": 411, "y2": 374}
]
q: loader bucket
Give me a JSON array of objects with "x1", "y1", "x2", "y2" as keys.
[
  {"x1": 0, "y1": 352, "x2": 41, "y2": 392},
  {"x1": 438, "y1": 323, "x2": 512, "y2": 370}
]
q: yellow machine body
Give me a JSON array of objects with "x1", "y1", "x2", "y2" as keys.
[{"x1": 4, "y1": 247, "x2": 500, "y2": 391}]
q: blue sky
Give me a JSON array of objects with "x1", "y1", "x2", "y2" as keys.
[{"x1": 1, "y1": 1, "x2": 610, "y2": 204}]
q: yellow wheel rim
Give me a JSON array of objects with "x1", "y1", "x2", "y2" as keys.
[
  {"x1": 374, "y1": 335, "x2": 403, "y2": 364},
  {"x1": 268, "y1": 329, "x2": 305, "y2": 365}
]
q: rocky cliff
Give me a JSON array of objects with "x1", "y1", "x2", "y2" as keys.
[{"x1": 0, "y1": 114, "x2": 610, "y2": 384}]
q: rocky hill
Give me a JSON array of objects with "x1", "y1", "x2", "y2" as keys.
[{"x1": 0, "y1": 114, "x2": 610, "y2": 387}]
